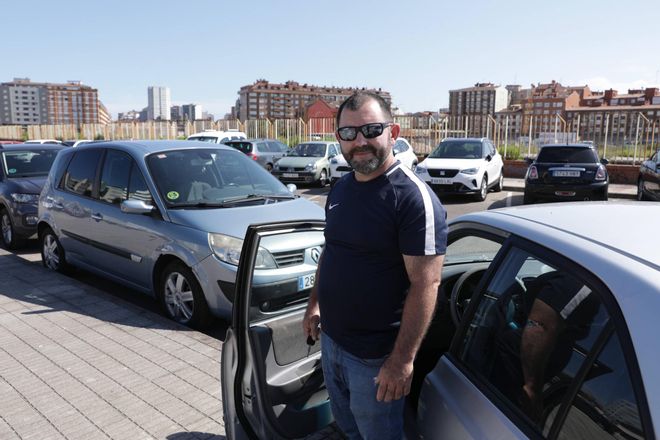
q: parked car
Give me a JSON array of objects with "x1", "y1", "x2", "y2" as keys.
[
  {"x1": 0, "y1": 144, "x2": 64, "y2": 249},
  {"x1": 61, "y1": 139, "x2": 93, "y2": 147},
  {"x1": 221, "y1": 202, "x2": 660, "y2": 439},
  {"x1": 38, "y1": 140, "x2": 324, "y2": 328},
  {"x1": 524, "y1": 143, "x2": 608, "y2": 204},
  {"x1": 24, "y1": 139, "x2": 62, "y2": 144},
  {"x1": 186, "y1": 129, "x2": 247, "y2": 144},
  {"x1": 271, "y1": 141, "x2": 339, "y2": 186},
  {"x1": 636, "y1": 149, "x2": 660, "y2": 201},
  {"x1": 329, "y1": 137, "x2": 418, "y2": 186},
  {"x1": 414, "y1": 137, "x2": 504, "y2": 201},
  {"x1": 224, "y1": 138, "x2": 289, "y2": 172}
]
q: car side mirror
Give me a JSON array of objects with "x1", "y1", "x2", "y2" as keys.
[
  {"x1": 328, "y1": 153, "x2": 336, "y2": 159},
  {"x1": 486, "y1": 154, "x2": 492, "y2": 162},
  {"x1": 600, "y1": 158, "x2": 609, "y2": 165},
  {"x1": 121, "y1": 199, "x2": 156, "y2": 214}
]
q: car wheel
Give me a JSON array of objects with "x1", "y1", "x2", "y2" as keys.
[
  {"x1": 637, "y1": 178, "x2": 647, "y2": 201},
  {"x1": 318, "y1": 169, "x2": 328, "y2": 187},
  {"x1": 411, "y1": 162, "x2": 417, "y2": 172},
  {"x1": 0, "y1": 208, "x2": 25, "y2": 250},
  {"x1": 523, "y1": 193, "x2": 535, "y2": 205},
  {"x1": 159, "y1": 261, "x2": 211, "y2": 329},
  {"x1": 266, "y1": 163, "x2": 273, "y2": 172},
  {"x1": 40, "y1": 227, "x2": 70, "y2": 273},
  {"x1": 494, "y1": 169, "x2": 504, "y2": 192},
  {"x1": 475, "y1": 177, "x2": 488, "y2": 202}
]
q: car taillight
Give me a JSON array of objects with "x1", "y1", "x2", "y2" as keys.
[
  {"x1": 528, "y1": 165, "x2": 538, "y2": 180},
  {"x1": 248, "y1": 153, "x2": 258, "y2": 161},
  {"x1": 595, "y1": 165, "x2": 607, "y2": 181}
]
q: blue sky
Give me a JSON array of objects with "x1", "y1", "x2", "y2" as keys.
[{"x1": 4, "y1": 0, "x2": 659, "y2": 118}]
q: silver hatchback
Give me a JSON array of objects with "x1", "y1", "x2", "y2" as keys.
[{"x1": 37, "y1": 140, "x2": 324, "y2": 328}]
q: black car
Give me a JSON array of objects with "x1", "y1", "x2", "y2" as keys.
[
  {"x1": 636, "y1": 149, "x2": 660, "y2": 201},
  {"x1": 524, "y1": 144, "x2": 609, "y2": 204},
  {"x1": 0, "y1": 144, "x2": 64, "y2": 248}
]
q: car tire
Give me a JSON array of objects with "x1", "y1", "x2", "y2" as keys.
[
  {"x1": 523, "y1": 193, "x2": 535, "y2": 205},
  {"x1": 40, "y1": 227, "x2": 70, "y2": 273},
  {"x1": 494, "y1": 169, "x2": 504, "y2": 192},
  {"x1": 637, "y1": 178, "x2": 647, "y2": 201},
  {"x1": 266, "y1": 163, "x2": 273, "y2": 172},
  {"x1": 475, "y1": 177, "x2": 488, "y2": 202},
  {"x1": 318, "y1": 169, "x2": 328, "y2": 187},
  {"x1": 0, "y1": 208, "x2": 25, "y2": 250},
  {"x1": 159, "y1": 261, "x2": 212, "y2": 329}
]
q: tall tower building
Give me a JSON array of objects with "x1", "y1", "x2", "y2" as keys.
[{"x1": 147, "y1": 86, "x2": 171, "y2": 121}]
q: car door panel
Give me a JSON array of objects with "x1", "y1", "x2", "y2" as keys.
[{"x1": 222, "y1": 221, "x2": 332, "y2": 440}]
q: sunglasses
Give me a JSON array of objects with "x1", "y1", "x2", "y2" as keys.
[{"x1": 336, "y1": 122, "x2": 393, "y2": 141}]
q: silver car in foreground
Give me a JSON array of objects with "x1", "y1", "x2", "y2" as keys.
[
  {"x1": 38, "y1": 141, "x2": 324, "y2": 328},
  {"x1": 221, "y1": 202, "x2": 659, "y2": 439}
]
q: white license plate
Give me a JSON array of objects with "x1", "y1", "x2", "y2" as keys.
[
  {"x1": 431, "y1": 178, "x2": 453, "y2": 185},
  {"x1": 555, "y1": 191, "x2": 576, "y2": 197},
  {"x1": 553, "y1": 170, "x2": 580, "y2": 177},
  {"x1": 298, "y1": 273, "x2": 315, "y2": 291},
  {"x1": 283, "y1": 173, "x2": 298, "y2": 178}
]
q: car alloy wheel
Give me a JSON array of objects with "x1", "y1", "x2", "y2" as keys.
[
  {"x1": 1, "y1": 209, "x2": 24, "y2": 250},
  {"x1": 494, "y1": 170, "x2": 504, "y2": 192},
  {"x1": 637, "y1": 179, "x2": 646, "y2": 201},
  {"x1": 160, "y1": 261, "x2": 211, "y2": 328},
  {"x1": 475, "y1": 177, "x2": 487, "y2": 202},
  {"x1": 40, "y1": 228, "x2": 69, "y2": 273},
  {"x1": 318, "y1": 169, "x2": 328, "y2": 187}
]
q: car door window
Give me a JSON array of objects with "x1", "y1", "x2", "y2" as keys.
[
  {"x1": 257, "y1": 142, "x2": 270, "y2": 153},
  {"x1": 557, "y1": 332, "x2": 645, "y2": 439},
  {"x1": 99, "y1": 150, "x2": 131, "y2": 205},
  {"x1": 456, "y1": 244, "x2": 612, "y2": 436},
  {"x1": 128, "y1": 163, "x2": 153, "y2": 204},
  {"x1": 62, "y1": 149, "x2": 102, "y2": 197}
]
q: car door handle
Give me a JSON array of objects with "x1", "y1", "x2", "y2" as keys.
[
  {"x1": 91, "y1": 213, "x2": 103, "y2": 221},
  {"x1": 45, "y1": 196, "x2": 63, "y2": 209}
]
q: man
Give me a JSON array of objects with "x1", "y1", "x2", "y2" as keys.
[{"x1": 303, "y1": 91, "x2": 447, "y2": 439}]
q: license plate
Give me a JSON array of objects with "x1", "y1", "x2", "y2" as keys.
[
  {"x1": 555, "y1": 191, "x2": 576, "y2": 197},
  {"x1": 283, "y1": 173, "x2": 298, "y2": 178},
  {"x1": 431, "y1": 178, "x2": 453, "y2": 185},
  {"x1": 298, "y1": 273, "x2": 315, "y2": 291},
  {"x1": 553, "y1": 170, "x2": 580, "y2": 177}
]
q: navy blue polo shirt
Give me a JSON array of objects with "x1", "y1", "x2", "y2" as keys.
[{"x1": 318, "y1": 161, "x2": 447, "y2": 359}]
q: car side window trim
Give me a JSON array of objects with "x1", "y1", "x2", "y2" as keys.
[{"x1": 446, "y1": 233, "x2": 653, "y2": 440}]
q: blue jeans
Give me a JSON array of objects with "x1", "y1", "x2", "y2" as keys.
[{"x1": 321, "y1": 332, "x2": 404, "y2": 440}]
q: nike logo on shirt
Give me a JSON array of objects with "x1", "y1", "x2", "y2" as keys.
[{"x1": 329, "y1": 203, "x2": 340, "y2": 210}]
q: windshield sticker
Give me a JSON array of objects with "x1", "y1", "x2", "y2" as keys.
[
  {"x1": 167, "y1": 191, "x2": 179, "y2": 200},
  {"x1": 156, "y1": 154, "x2": 168, "y2": 159},
  {"x1": 8, "y1": 168, "x2": 16, "y2": 174}
]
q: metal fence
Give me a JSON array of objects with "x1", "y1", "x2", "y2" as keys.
[{"x1": 2, "y1": 113, "x2": 658, "y2": 164}]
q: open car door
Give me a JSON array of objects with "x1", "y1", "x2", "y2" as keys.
[{"x1": 221, "y1": 220, "x2": 332, "y2": 440}]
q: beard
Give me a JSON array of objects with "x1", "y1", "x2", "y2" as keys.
[{"x1": 346, "y1": 144, "x2": 388, "y2": 175}]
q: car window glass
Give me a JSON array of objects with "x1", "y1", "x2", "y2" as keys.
[
  {"x1": 258, "y1": 142, "x2": 271, "y2": 153},
  {"x1": 1, "y1": 149, "x2": 60, "y2": 177},
  {"x1": 63, "y1": 149, "x2": 102, "y2": 197},
  {"x1": 128, "y1": 163, "x2": 153, "y2": 204},
  {"x1": 429, "y1": 141, "x2": 482, "y2": 159},
  {"x1": 445, "y1": 234, "x2": 502, "y2": 265},
  {"x1": 99, "y1": 150, "x2": 131, "y2": 205},
  {"x1": 556, "y1": 332, "x2": 645, "y2": 439},
  {"x1": 537, "y1": 148, "x2": 597, "y2": 163},
  {"x1": 457, "y1": 246, "x2": 610, "y2": 435},
  {"x1": 394, "y1": 140, "x2": 409, "y2": 154}
]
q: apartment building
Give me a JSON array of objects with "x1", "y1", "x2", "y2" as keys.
[
  {"x1": 0, "y1": 78, "x2": 105, "y2": 125},
  {"x1": 449, "y1": 83, "x2": 509, "y2": 116},
  {"x1": 233, "y1": 79, "x2": 391, "y2": 121},
  {"x1": 147, "y1": 86, "x2": 171, "y2": 121},
  {"x1": 520, "y1": 81, "x2": 582, "y2": 134}
]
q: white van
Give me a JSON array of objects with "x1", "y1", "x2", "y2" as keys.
[{"x1": 187, "y1": 129, "x2": 247, "y2": 144}]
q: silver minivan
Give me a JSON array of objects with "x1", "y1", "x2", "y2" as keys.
[
  {"x1": 224, "y1": 138, "x2": 289, "y2": 172},
  {"x1": 37, "y1": 140, "x2": 324, "y2": 328}
]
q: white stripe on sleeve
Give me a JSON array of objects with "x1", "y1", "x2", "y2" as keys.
[{"x1": 560, "y1": 285, "x2": 592, "y2": 319}]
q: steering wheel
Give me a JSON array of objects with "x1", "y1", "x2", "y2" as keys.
[{"x1": 450, "y1": 267, "x2": 488, "y2": 327}]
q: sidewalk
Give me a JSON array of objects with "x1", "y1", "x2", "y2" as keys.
[
  {"x1": 0, "y1": 250, "x2": 225, "y2": 440},
  {"x1": 502, "y1": 177, "x2": 637, "y2": 199}
]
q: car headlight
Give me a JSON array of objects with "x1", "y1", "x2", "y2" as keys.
[
  {"x1": 414, "y1": 166, "x2": 427, "y2": 175},
  {"x1": 208, "y1": 233, "x2": 277, "y2": 269},
  {"x1": 273, "y1": 163, "x2": 281, "y2": 170},
  {"x1": 304, "y1": 163, "x2": 318, "y2": 172},
  {"x1": 11, "y1": 193, "x2": 39, "y2": 204},
  {"x1": 460, "y1": 168, "x2": 478, "y2": 175}
]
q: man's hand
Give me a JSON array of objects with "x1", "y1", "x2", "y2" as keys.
[
  {"x1": 303, "y1": 308, "x2": 321, "y2": 341},
  {"x1": 374, "y1": 356, "x2": 414, "y2": 402}
]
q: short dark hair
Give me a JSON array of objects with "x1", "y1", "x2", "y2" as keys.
[{"x1": 336, "y1": 91, "x2": 393, "y2": 126}]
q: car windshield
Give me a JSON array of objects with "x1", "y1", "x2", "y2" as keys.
[
  {"x1": 188, "y1": 136, "x2": 218, "y2": 143},
  {"x1": 444, "y1": 234, "x2": 502, "y2": 265},
  {"x1": 1, "y1": 149, "x2": 61, "y2": 177},
  {"x1": 147, "y1": 148, "x2": 293, "y2": 207},
  {"x1": 429, "y1": 141, "x2": 482, "y2": 159},
  {"x1": 225, "y1": 141, "x2": 253, "y2": 154},
  {"x1": 287, "y1": 143, "x2": 327, "y2": 157},
  {"x1": 537, "y1": 147, "x2": 598, "y2": 163}
]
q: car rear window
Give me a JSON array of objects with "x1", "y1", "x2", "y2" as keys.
[
  {"x1": 225, "y1": 142, "x2": 253, "y2": 154},
  {"x1": 537, "y1": 147, "x2": 598, "y2": 163}
]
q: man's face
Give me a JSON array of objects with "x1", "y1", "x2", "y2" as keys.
[{"x1": 336, "y1": 99, "x2": 398, "y2": 176}]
